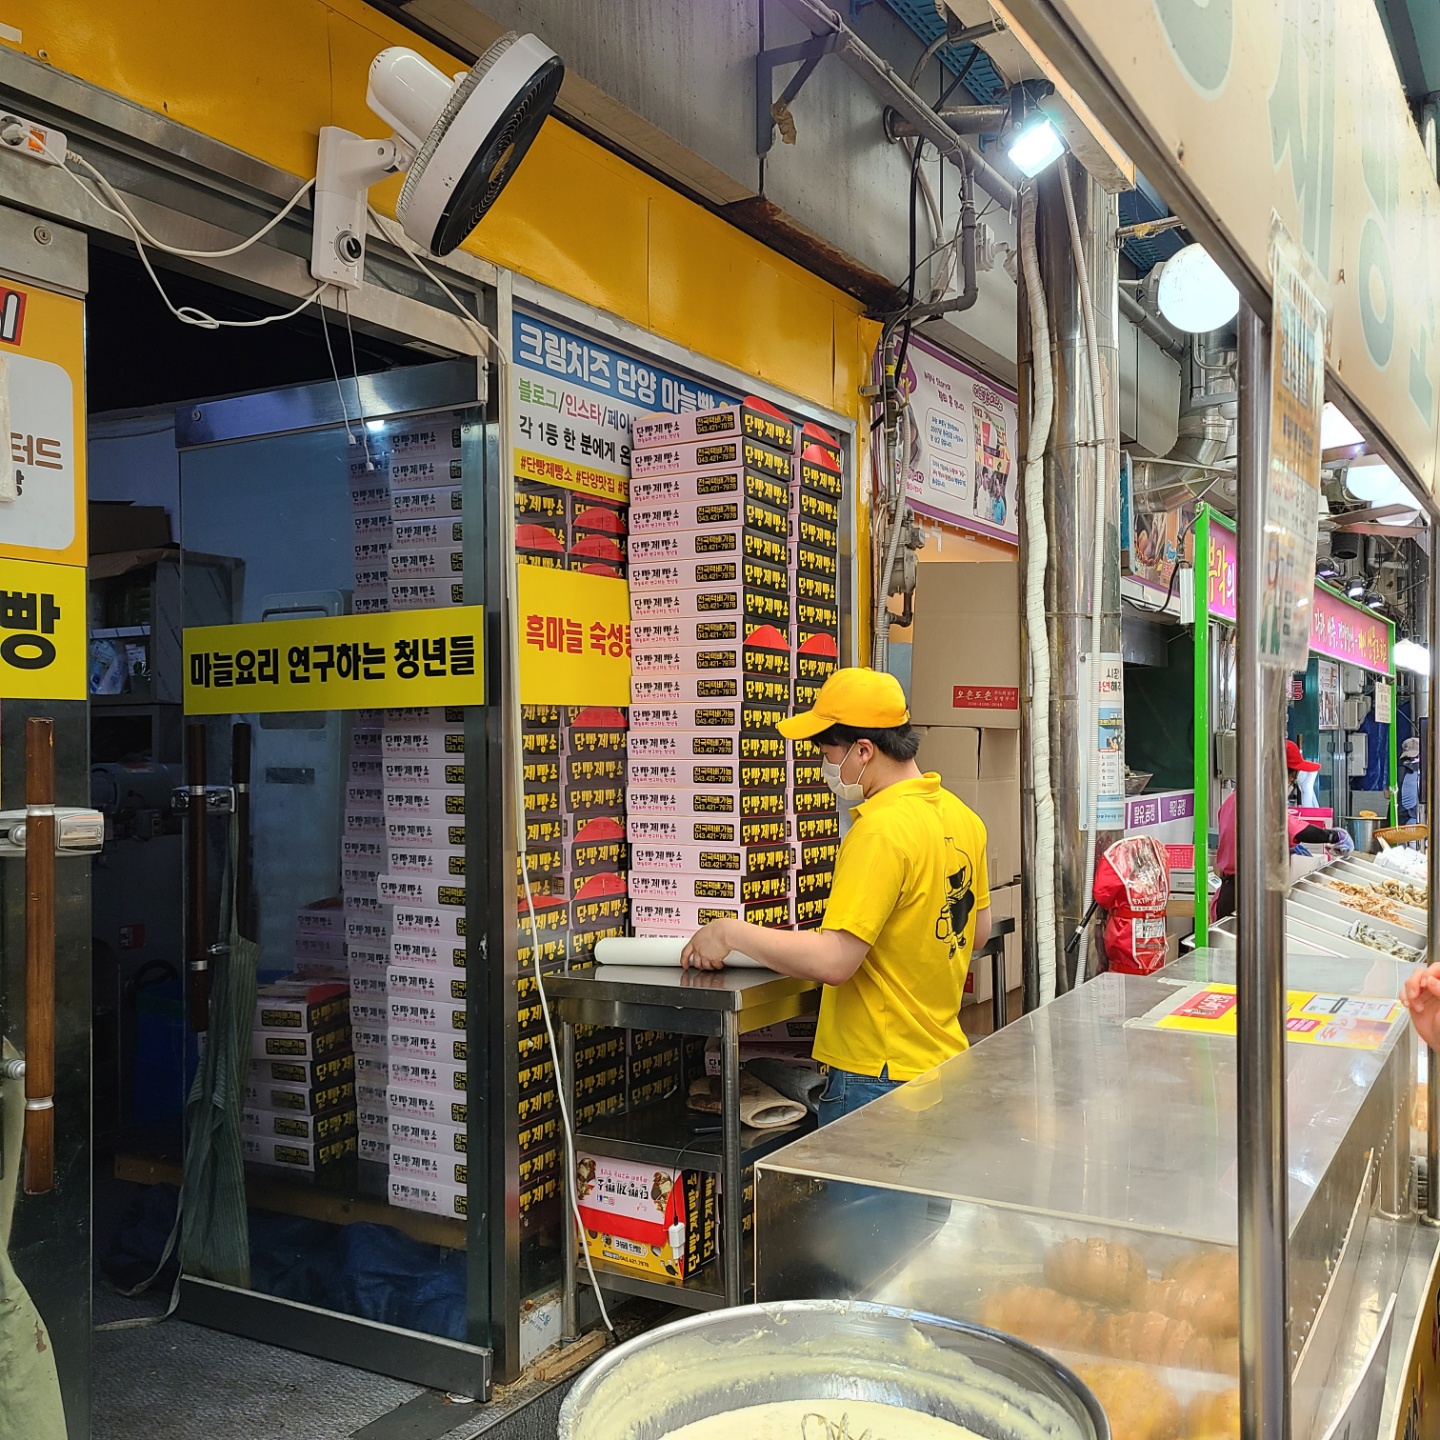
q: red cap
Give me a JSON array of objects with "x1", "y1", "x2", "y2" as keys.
[{"x1": 1285, "y1": 740, "x2": 1320, "y2": 772}]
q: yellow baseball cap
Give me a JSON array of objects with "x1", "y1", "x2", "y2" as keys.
[{"x1": 776, "y1": 667, "x2": 911, "y2": 740}]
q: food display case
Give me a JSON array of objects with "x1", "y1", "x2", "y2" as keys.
[
  {"x1": 1209, "y1": 854, "x2": 1427, "y2": 965},
  {"x1": 754, "y1": 950, "x2": 1416, "y2": 1440}
]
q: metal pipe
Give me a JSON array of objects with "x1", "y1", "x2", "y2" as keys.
[
  {"x1": 1117, "y1": 287, "x2": 1186, "y2": 360},
  {"x1": 560, "y1": 1017, "x2": 580, "y2": 1335},
  {"x1": 772, "y1": 0, "x2": 1018, "y2": 209},
  {"x1": 1427, "y1": 538, "x2": 1440, "y2": 1223},
  {"x1": 1037, "y1": 158, "x2": 1121, "y2": 989},
  {"x1": 1234, "y1": 299, "x2": 1291, "y2": 1440},
  {"x1": 22, "y1": 717, "x2": 56, "y2": 1195},
  {"x1": 886, "y1": 104, "x2": 1010, "y2": 136},
  {"x1": 186, "y1": 722, "x2": 210, "y2": 1034}
]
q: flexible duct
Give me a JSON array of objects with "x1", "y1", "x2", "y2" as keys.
[{"x1": 1020, "y1": 190, "x2": 1059, "y2": 1004}]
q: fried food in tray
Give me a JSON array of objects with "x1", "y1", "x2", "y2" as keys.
[
  {"x1": 1045, "y1": 1236, "x2": 1150, "y2": 1307},
  {"x1": 1147, "y1": 1251, "x2": 1240, "y2": 1337},
  {"x1": 1319, "y1": 880, "x2": 1404, "y2": 924},
  {"x1": 980, "y1": 1285, "x2": 1101, "y2": 1351},
  {"x1": 1099, "y1": 1310, "x2": 1234, "y2": 1373},
  {"x1": 1073, "y1": 1364, "x2": 1182, "y2": 1440},
  {"x1": 1185, "y1": 1388, "x2": 1240, "y2": 1439}
]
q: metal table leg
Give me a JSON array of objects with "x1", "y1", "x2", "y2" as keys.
[
  {"x1": 560, "y1": 1015, "x2": 579, "y2": 1341},
  {"x1": 721, "y1": 1009, "x2": 744, "y2": 1304},
  {"x1": 990, "y1": 940, "x2": 1006, "y2": 1033}
]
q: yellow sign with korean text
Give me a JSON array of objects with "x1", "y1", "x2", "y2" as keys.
[
  {"x1": 1141, "y1": 983, "x2": 1405, "y2": 1051},
  {"x1": 0, "y1": 282, "x2": 87, "y2": 568},
  {"x1": 184, "y1": 607, "x2": 484, "y2": 715},
  {"x1": 514, "y1": 447, "x2": 628, "y2": 503},
  {"x1": 0, "y1": 555, "x2": 86, "y2": 699},
  {"x1": 517, "y1": 566, "x2": 629, "y2": 705}
]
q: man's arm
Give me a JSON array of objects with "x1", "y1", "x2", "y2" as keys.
[
  {"x1": 680, "y1": 917, "x2": 869, "y2": 985},
  {"x1": 972, "y1": 905, "x2": 992, "y2": 955}
]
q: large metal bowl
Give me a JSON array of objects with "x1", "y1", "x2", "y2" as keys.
[{"x1": 557, "y1": 1299, "x2": 1109, "y2": 1440}]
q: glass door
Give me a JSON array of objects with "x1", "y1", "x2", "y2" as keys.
[{"x1": 172, "y1": 360, "x2": 507, "y2": 1396}]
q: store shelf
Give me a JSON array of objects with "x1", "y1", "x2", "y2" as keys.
[
  {"x1": 572, "y1": 1093, "x2": 815, "y2": 1173},
  {"x1": 577, "y1": 1253, "x2": 731, "y2": 1311},
  {"x1": 114, "y1": 1152, "x2": 467, "y2": 1250}
]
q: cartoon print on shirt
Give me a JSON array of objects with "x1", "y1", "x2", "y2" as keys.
[{"x1": 935, "y1": 838, "x2": 977, "y2": 958}]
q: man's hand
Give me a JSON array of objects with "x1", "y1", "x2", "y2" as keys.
[
  {"x1": 1403, "y1": 963, "x2": 1440, "y2": 1050},
  {"x1": 681, "y1": 918, "x2": 734, "y2": 971}
]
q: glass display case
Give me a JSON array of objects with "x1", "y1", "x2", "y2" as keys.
[{"x1": 755, "y1": 952, "x2": 1415, "y2": 1440}]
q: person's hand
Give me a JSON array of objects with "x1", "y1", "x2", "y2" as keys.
[
  {"x1": 1403, "y1": 963, "x2": 1440, "y2": 1050},
  {"x1": 1330, "y1": 828, "x2": 1354, "y2": 854},
  {"x1": 680, "y1": 919, "x2": 734, "y2": 971}
]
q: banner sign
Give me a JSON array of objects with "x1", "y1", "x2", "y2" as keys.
[
  {"x1": 997, "y1": 0, "x2": 1440, "y2": 494},
  {"x1": 184, "y1": 607, "x2": 484, "y2": 715},
  {"x1": 1311, "y1": 585, "x2": 1392, "y2": 674},
  {"x1": 517, "y1": 567, "x2": 631, "y2": 706},
  {"x1": 0, "y1": 555, "x2": 86, "y2": 699},
  {"x1": 1260, "y1": 229, "x2": 1327, "y2": 674},
  {"x1": 512, "y1": 309, "x2": 738, "y2": 503},
  {"x1": 0, "y1": 281, "x2": 87, "y2": 567},
  {"x1": 1207, "y1": 518, "x2": 1238, "y2": 623},
  {"x1": 895, "y1": 334, "x2": 1018, "y2": 544}
]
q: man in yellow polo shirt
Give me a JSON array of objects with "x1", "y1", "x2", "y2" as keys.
[{"x1": 680, "y1": 667, "x2": 991, "y2": 1124}]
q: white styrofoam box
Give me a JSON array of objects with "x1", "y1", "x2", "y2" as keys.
[{"x1": 387, "y1": 1172, "x2": 466, "y2": 1217}]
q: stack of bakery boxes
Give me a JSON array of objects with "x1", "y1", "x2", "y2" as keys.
[
  {"x1": 246, "y1": 910, "x2": 358, "y2": 1179},
  {"x1": 625, "y1": 397, "x2": 842, "y2": 942},
  {"x1": 512, "y1": 466, "x2": 633, "y2": 1245}
]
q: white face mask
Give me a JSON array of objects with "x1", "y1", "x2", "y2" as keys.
[{"x1": 822, "y1": 742, "x2": 868, "y2": 805}]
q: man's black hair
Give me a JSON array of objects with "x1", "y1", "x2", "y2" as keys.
[{"x1": 810, "y1": 721, "x2": 921, "y2": 762}]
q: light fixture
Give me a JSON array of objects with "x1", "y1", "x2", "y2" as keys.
[
  {"x1": 1346, "y1": 578, "x2": 1367, "y2": 598},
  {"x1": 1315, "y1": 559, "x2": 1338, "y2": 579},
  {"x1": 1376, "y1": 509, "x2": 1421, "y2": 527},
  {"x1": 1006, "y1": 114, "x2": 1066, "y2": 177},
  {"x1": 1394, "y1": 638, "x2": 1431, "y2": 674},
  {"x1": 1154, "y1": 243, "x2": 1240, "y2": 333},
  {"x1": 1320, "y1": 403, "x2": 1363, "y2": 450},
  {"x1": 365, "y1": 418, "x2": 387, "y2": 433},
  {"x1": 1345, "y1": 456, "x2": 1408, "y2": 507},
  {"x1": 1364, "y1": 593, "x2": 1386, "y2": 611}
]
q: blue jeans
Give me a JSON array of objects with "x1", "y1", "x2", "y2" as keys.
[{"x1": 817, "y1": 1066, "x2": 903, "y2": 1126}]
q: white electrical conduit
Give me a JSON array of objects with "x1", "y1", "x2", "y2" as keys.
[
  {"x1": 1059, "y1": 166, "x2": 1111, "y2": 964},
  {"x1": 871, "y1": 403, "x2": 916, "y2": 671},
  {"x1": 1019, "y1": 191, "x2": 1059, "y2": 1004}
]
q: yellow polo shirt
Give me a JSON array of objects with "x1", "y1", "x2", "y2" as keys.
[{"x1": 815, "y1": 774, "x2": 989, "y2": 1081}]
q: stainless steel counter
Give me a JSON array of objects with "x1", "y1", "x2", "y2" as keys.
[{"x1": 753, "y1": 948, "x2": 1416, "y2": 1440}]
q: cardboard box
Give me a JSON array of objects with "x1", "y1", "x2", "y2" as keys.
[
  {"x1": 243, "y1": 1132, "x2": 357, "y2": 1174},
  {"x1": 390, "y1": 934, "x2": 467, "y2": 972},
  {"x1": 389, "y1": 485, "x2": 463, "y2": 520},
  {"x1": 378, "y1": 874, "x2": 467, "y2": 911},
  {"x1": 383, "y1": 757, "x2": 468, "y2": 791},
  {"x1": 632, "y1": 897, "x2": 790, "y2": 931},
  {"x1": 627, "y1": 814, "x2": 790, "y2": 848},
  {"x1": 384, "y1": 789, "x2": 465, "y2": 821},
  {"x1": 629, "y1": 555, "x2": 789, "y2": 596},
  {"x1": 626, "y1": 758, "x2": 787, "y2": 792},
  {"x1": 568, "y1": 815, "x2": 628, "y2": 876},
  {"x1": 392, "y1": 517, "x2": 463, "y2": 549},
  {"x1": 386, "y1": 453, "x2": 465, "y2": 489},
  {"x1": 629, "y1": 702, "x2": 787, "y2": 734},
  {"x1": 577, "y1": 1155, "x2": 717, "y2": 1281},
  {"x1": 390, "y1": 1145, "x2": 466, "y2": 1189},
  {"x1": 387, "y1": 817, "x2": 468, "y2": 850},
  {"x1": 630, "y1": 674, "x2": 790, "y2": 708},
  {"x1": 353, "y1": 510, "x2": 394, "y2": 546},
  {"x1": 355, "y1": 1053, "x2": 389, "y2": 1090},
  {"x1": 350, "y1": 1001, "x2": 389, "y2": 1031},
  {"x1": 388, "y1": 1173, "x2": 467, "y2": 1217},
  {"x1": 381, "y1": 723, "x2": 467, "y2": 760},
  {"x1": 631, "y1": 583, "x2": 790, "y2": 628},
  {"x1": 250, "y1": 1052, "x2": 355, "y2": 1090},
  {"x1": 629, "y1": 495, "x2": 789, "y2": 540},
  {"x1": 630, "y1": 631, "x2": 791, "y2": 680},
  {"x1": 388, "y1": 1055, "x2": 467, "y2": 1095},
  {"x1": 390, "y1": 1114, "x2": 467, "y2": 1155},
  {"x1": 349, "y1": 479, "x2": 391, "y2": 513},
  {"x1": 388, "y1": 1086, "x2": 467, "y2": 1129},
  {"x1": 344, "y1": 811, "x2": 388, "y2": 842},
  {"x1": 348, "y1": 971, "x2": 388, "y2": 1004},
  {"x1": 387, "y1": 844, "x2": 465, "y2": 879},
  {"x1": 630, "y1": 434, "x2": 793, "y2": 484},
  {"x1": 629, "y1": 840, "x2": 792, "y2": 877},
  {"x1": 631, "y1": 399, "x2": 796, "y2": 454},
  {"x1": 352, "y1": 1024, "x2": 390, "y2": 1057},
  {"x1": 627, "y1": 786, "x2": 787, "y2": 821},
  {"x1": 910, "y1": 563, "x2": 1021, "y2": 728},
  {"x1": 628, "y1": 527, "x2": 789, "y2": 571},
  {"x1": 244, "y1": 1076, "x2": 355, "y2": 1116},
  {"x1": 388, "y1": 994, "x2": 466, "y2": 1033},
  {"x1": 345, "y1": 916, "x2": 391, "y2": 951},
  {"x1": 388, "y1": 1026, "x2": 466, "y2": 1067},
  {"x1": 385, "y1": 967, "x2": 465, "y2": 1008},
  {"x1": 250, "y1": 1024, "x2": 351, "y2": 1062},
  {"x1": 914, "y1": 725, "x2": 1021, "y2": 888},
  {"x1": 241, "y1": 1105, "x2": 357, "y2": 1144},
  {"x1": 389, "y1": 579, "x2": 465, "y2": 610},
  {"x1": 629, "y1": 871, "x2": 790, "y2": 905},
  {"x1": 352, "y1": 595, "x2": 390, "y2": 615},
  {"x1": 627, "y1": 729, "x2": 736, "y2": 761},
  {"x1": 629, "y1": 467, "x2": 791, "y2": 515},
  {"x1": 358, "y1": 1133, "x2": 390, "y2": 1166}
]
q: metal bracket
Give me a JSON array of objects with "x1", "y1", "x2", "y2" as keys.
[
  {"x1": 756, "y1": 33, "x2": 840, "y2": 156},
  {"x1": 171, "y1": 786, "x2": 235, "y2": 815},
  {"x1": 0, "y1": 808, "x2": 104, "y2": 858}
]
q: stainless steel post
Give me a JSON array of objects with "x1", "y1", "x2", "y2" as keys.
[
  {"x1": 560, "y1": 1016, "x2": 580, "y2": 1340},
  {"x1": 1037, "y1": 157, "x2": 1122, "y2": 989},
  {"x1": 1234, "y1": 300, "x2": 1290, "y2": 1439},
  {"x1": 721, "y1": 1009, "x2": 745, "y2": 1303},
  {"x1": 1427, "y1": 544, "x2": 1440, "y2": 1224}
]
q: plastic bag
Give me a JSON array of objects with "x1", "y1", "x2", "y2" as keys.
[{"x1": 1093, "y1": 835, "x2": 1171, "y2": 974}]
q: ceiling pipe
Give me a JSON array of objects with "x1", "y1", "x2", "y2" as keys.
[
  {"x1": 771, "y1": 0, "x2": 1019, "y2": 210},
  {"x1": 885, "y1": 104, "x2": 1011, "y2": 137},
  {"x1": 1118, "y1": 286, "x2": 1186, "y2": 359}
]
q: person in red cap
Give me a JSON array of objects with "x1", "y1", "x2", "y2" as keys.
[
  {"x1": 680, "y1": 667, "x2": 991, "y2": 1124},
  {"x1": 1211, "y1": 739, "x2": 1352, "y2": 921}
]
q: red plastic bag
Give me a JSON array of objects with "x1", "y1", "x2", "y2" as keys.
[{"x1": 1093, "y1": 835, "x2": 1170, "y2": 974}]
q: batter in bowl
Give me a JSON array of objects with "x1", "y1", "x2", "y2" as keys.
[{"x1": 662, "y1": 1398, "x2": 982, "y2": 1438}]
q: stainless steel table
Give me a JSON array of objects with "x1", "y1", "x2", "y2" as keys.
[{"x1": 545, "y1": 964, "x2": 820, "y2": 1335}]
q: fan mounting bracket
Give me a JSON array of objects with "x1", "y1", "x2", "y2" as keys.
[{"x1": 310, "y1": 127, "x2": 409, "y2": 291}]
